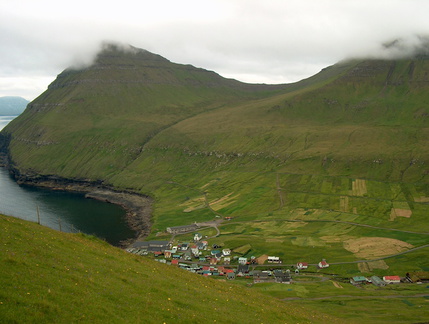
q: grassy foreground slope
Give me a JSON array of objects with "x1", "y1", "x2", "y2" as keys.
[{"x1": 0, "y1": 214, "x2": 342, "y2": 324}]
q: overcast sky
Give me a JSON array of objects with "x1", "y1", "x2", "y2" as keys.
[{"x1": 1, "y1": 0, "x2": 428, "y2": 101}]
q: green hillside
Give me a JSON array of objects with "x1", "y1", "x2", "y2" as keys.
[
  {"x1": 0, "y1": 214, "x2": 343, "y2": 323},
  {"x1": 1, "y1": 44, "x2": 429, "y2": 288}
]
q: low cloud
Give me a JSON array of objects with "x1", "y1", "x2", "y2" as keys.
[{"x1": 1, "y1": 0, "x2": 429, "y2": 99}]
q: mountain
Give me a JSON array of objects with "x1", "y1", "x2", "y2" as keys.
[
  {"x1": 2, "y1": 45, "x2": 428, "y2": 184},
  {"x1": 0, "y1": 96, "x2": 29, "y2": 116},
  {"x1": 1, "y1": 44, "x2": 429, "y2": 322}
]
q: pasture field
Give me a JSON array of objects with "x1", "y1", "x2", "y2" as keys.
[
  {"x1": 230, "y1": 273, "x2": 429, "y2": 323},
  {"x1": 146, "y1": 170, "x2": 429, "y2": 278}
]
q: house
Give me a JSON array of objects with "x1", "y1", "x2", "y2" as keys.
[
  {"x1": 268, "y1": 256, "x2": 281, "y2": 263},
  {"x1": 227, "y1": 271, "x2": 236, "y2": 280},
  {"x1": 406, "y1": 271, "x2": 429, "y2": 283},
  {"x1": 237, "y1": 264, "x2": 249, "y2": 276},
  {"x1": 238, "y1": 257, "x2": 247, "y2": 265},
  {"x1": 222, "y1": 249, "x2": 231, "y2": 256},
  {"x1": 183, "y1": 250, "x2": 192, "y2": 261},
  {"x1": 197, "y1": 241, "x2": 208, "y2": 250},
  {"x1": 194, "y1": 233, "x2": 203, "y2": 241},
  {"x1": 274, "y1": 270, "x2": 291, "y2": 284},
  {"x1": 190, "y1": 245, "x2": 199, "y2": 257},
  {"x1": 181, "y1": 243, "x2": 189, "y2": 251},
  {"x1": 223, "y1": 257, "x2": 231, "y2": 265},
  {"x1": 166, "y1": 224, "x2": 199, "y2": 234},
  {"x1": 350, "y1": 276, "x2": 367, "y2": 285},
  {"x1": 318, "y1": 259, "x2": 329, "y2": 268},
  {"x1": 190, "y1": 264, "x2": 201, "y2": 271},
  {"x1": 253, "y1": 270, "x2": 271, "y2": 283},
  {"x1": 129, "y1": 240, "x2": 171, "y2": 253},
  {"x1": 171, "y1": 259, "x2": 179, "y2": 266},
  {"x1": 164, "y1": 250, "x2": 173, "y2": 259},
  {"x1": 211, "y1": 250, "x2": 221, "y2": 256},
  {"x1": 296, "y1": 262, "x2": 308, "y2": 270},
  {"x1": 210, "y1": 258, "x2": 218, "y2": 265},
  {"x1": 370, "y1": 276, "x2": 386, "y2": 287},
  {"x1": 383, "y1": 275, "x2": 401, "y2": 284}
]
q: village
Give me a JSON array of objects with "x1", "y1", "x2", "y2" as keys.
[{"x1": 126, "y1": 225, "x2": 429, "y2": 286}]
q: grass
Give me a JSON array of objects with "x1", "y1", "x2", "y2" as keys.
[{"x1": 0, "y1": 214, "x2": 345, "y2": 324}]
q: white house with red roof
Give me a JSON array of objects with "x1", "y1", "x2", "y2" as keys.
[
  {"x1": 296, "y1": 262, "x2": 308, "y2": 270},
  {"x1": 318, "y1": 259, "x2": 329, "y2": 268},
  {"x1": 383, "y1": 275, "x2": 401, "y2": 284}
]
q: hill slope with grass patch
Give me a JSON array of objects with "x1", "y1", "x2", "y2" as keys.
[{"x1": 0, "y1": 214, "x2": 342, "y2": 323}]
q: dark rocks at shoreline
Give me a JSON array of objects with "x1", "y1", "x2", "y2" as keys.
[{"x1": 2, "y1": 168, "x2": 153, "y2": 247}]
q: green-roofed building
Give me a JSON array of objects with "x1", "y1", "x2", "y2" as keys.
[{"x1": 350, "y1": 276, "x2": 367, "y2": 285}]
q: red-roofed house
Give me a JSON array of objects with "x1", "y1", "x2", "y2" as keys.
[
  {"x1": 383, "y1": 275, "x2": 401, "y2": 284},
  {"x1": 318, "y1": 260, "x2": 329, "y2": 268},
  {"x1": 296, "y1": 262, "x2": 308, "y2": 270},
  {"x1": 171, "y1": 259, "x2": 179, "y2": 266}
]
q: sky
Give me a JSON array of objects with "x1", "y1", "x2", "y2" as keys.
[{"x1": 1, "y1": 0, "x2": 429, "y2": 101}]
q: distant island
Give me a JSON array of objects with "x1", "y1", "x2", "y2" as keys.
[{"x1": 0, "y1": 96, "x2": 29, "y2": 116}]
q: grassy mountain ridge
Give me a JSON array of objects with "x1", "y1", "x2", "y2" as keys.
[
  {"x1": 0, "y1": 213, "x2": 343, "y2": 323},
  {"x1": 2, "y1": 44, "x2": 289, "y2": 180}
]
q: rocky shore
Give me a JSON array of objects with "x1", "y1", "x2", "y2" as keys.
[{"x1": 3, "y1": 167, "x2": 153, "y2": 247}]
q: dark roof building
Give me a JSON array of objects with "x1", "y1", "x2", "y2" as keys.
[
  {"x1": 130, "y1": 240, "x2": 171, "y2": 252},
  {"x1": 166, "y1": 224, "x2": 199, "y2": 234}
]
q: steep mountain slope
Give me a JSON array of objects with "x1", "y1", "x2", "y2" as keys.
[
  {"x1": 3, "y1": 47, "x2": 428, "y2": 186},
  {"x1": 1, "y1": 43, "x2": 287, "y2": 181},
  {"x1": 135, "y1": 59, "x2": 429, "y2": 183},
  {"x1": 0, "y1": 96, "x2": 28, "y2": 115}
]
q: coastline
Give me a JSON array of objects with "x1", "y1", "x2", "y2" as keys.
[{"x1": 2, "y1": 167, "x2": 153, "y2": 247}]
